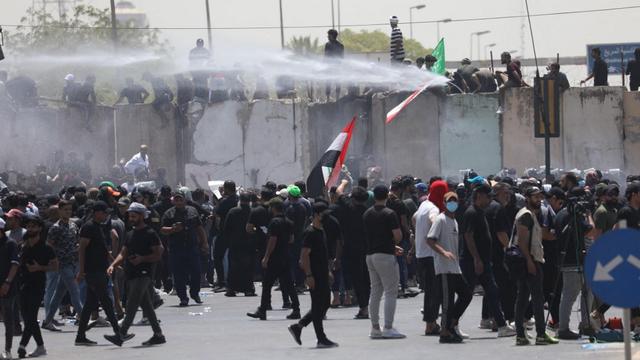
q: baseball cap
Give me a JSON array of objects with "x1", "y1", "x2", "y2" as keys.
[
  {"x1": 415, "y1": 183, "x2": 428, "y2": 193},
  {"x1": 626, "y1": 182, "x2": 640, "y2": 198},
  {"x1": 23, "y1": 213, "x2": 44, "y2": 227},
  {"x1": 117, "y1": 197, "x2": 131, "y2": 207},
  {"x1": 461, "y1": 58, "x2": 471, "y2": 65},
  {"x1": 92, "y1": 200, "x2": 109, "y2": 212},
  {"x1": 473, "y1": 183, "x2": 492, "y2": 195},
  {"x1": 525, "y1": 186, "x2": 543, "y2": 197},
  {"x1": 287, "y1": 185, "x2": 301, "y2": 198},
  {"x1": 444, "y1": 192, "x2": 459, "y2": 202},
  {"x1": 64, "y1": 74, "x2": 74, "y2": 81},
  {"x1": 5, "y1": 209, "x2": 24, "y2": 219},
  {"x1": 127, "y1": 202, "x2": 150, "y2": 218},
  {"x1": 606, "y1": 184, "x2": 620, "y2": 196},
  {"x1": 468, "y1": 176, "x2": 486, "y2": 185},
  {"x1": 373, "y1": 184, "x2": 389, "y2": 199},
  {"x1": 172, "y1": 189, "x2": 186, "y2": 198}
]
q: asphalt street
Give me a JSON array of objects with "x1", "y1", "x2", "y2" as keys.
[{"x1": 23, "y1": 285, "x2": 636, "y2": 360}]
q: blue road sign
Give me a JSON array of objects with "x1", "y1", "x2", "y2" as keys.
[
  {"x1": 586, "y1": 43, "x2": 640, "y2": 75},
  {"x1": 585, "y1": 229, "x2": 640, "y2": 309}
]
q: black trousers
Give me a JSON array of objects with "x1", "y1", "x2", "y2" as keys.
[
  {"x1": 345, "y1": 252, "x2": 369, "y2": 309},
  {"x1": 515, "y1": 262, "x2": 546, "y2": 338},
  {"x1": 260, "y1": 260, "x2": 299, "y2": 311},
  {"x1": 0, "y1": 295, "x2": 16, "y2": 351},
  {"x1": 439, "y1": 274, "x2": 473, "y2": 332},
  {"x1": 228, "y1": 249, "x2": 255, "y2": 293},
  {"x1": 299, "y1": 280, "x2": 330, "y2": 342},
  {"x1": 418, "y1": 257, "x2": 440, "y2": 323},
  {"x1": 77, "y1": 273, "x2": 120, "y2": 337},
  {"x1": 542, "y1": 241, "x2": 561, "y2": 324},
  {"x1": 19, "y1": 286, "x2": 44, "y2": 347},
  {"x1": 493, "y1": 261, "x2": 517, "y2": 322},
  {"x1": 213, "y1": 235, "x2": 229, "y2": 286}
]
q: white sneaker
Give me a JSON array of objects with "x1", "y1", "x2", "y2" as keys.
[
  {"x1": 479, "y1": 318, "x2": 495, "y2": 329},
  {"x1": 28, "y1": 346, "x2": 46, "y2": 358},
  {"x1": 382, "y1": 328, "x2": 406, "y2": 339},
  {"x1": 498, "y1": 325, "x2": 517, "y2": 337},
  {"x1": 455, "y1": 326, "x2": 470, "y2": 339},
  {"x1": 0, "y1": 350, "x2": 12, "y2": 359},
  {"x1": 369, "y1": 327, "x2": 383, "y2": 339},
  {"x1": 526, "y1": 319, "x2": 535, "y2": 330}
]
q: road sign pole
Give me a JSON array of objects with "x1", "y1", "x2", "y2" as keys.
[{"x1": 623, "y1": 308, "x2": 632, "y2": 360}]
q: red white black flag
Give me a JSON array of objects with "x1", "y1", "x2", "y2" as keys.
[{"x1": 306, "y1": 117, "x2": 357, "y2": 198}]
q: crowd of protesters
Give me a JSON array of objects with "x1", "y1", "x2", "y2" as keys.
[{"x1": 1, "y1": 147, "x2": 640, "y2": 356}]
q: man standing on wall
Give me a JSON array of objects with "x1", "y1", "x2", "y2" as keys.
[
  {"x1": 324, "y1": 29, "x2": 345, "y2": 101},
  {"x1": 581, "y1": 47, "x2": 609, "y2": 87},
  {"x1": 389, "y1": 16, "x2": 405, "y2": 64}
]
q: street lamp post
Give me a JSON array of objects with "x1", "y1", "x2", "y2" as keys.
[
  {"x1": 205, "y1": 0, "x2": 213, "y2": 50},
  {"x1": 476, "y1": 31, "x2": 490, "y2": 62},
  {"x1": 109, "y1": 0, "x2": 118, "y2": 51},
  {"x1": 331, "y1": 0, "x2": 335, "y2": 29},
  {"x1": 409, "y1": 4, "x2": 426, "y2": 39},
  {"x1": 484, "y1": 43, "x2": 496, "y2": 61},
  {"x1": 279, "y1": 0, "x2": 285, "y2": 50},
  {"x1": 436, "y1": 18, "x2": 451, "y2": 43},
  {"x1": 469, "y1": 30, "x2": 490, "y2": 59}
]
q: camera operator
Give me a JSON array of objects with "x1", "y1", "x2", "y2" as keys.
[{"x1": 554, "y1": 187, "x2": 596, "y2": 339}]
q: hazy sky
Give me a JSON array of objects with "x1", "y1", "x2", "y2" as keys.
[{"x1": 2, "y1": 0, "x2": 640, "y2": 62}]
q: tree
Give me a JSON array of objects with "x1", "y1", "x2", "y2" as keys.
[
  {"x1": 8, "y1": 5, "x2": 168, "y2": 54},
  {"x1": 338, "y1": 29, "x2": 431, "y2": 62},
  {"x1": 4, "y1": 5, "x2": 171, "y2": 104},
  {"x1": 286, "y1": 36, "x2": 322, "y2": 56}
]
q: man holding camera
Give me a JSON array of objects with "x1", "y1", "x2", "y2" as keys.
[{"x1": 554, "y1": 187, "x2": 596, "y2": 339}]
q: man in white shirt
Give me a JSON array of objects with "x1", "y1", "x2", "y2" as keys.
[
  {"x1": 124, "y1": 144, "x2": 150, "y2": 178},
  {"x1": 428, "y1": 192, "x2": 472, "y2": 343},
  {"x1": 413, "y1": 191, "x2": 440, "y2": 335}
]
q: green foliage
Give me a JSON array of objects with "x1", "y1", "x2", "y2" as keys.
[
  {"x1": 286, "y1": 36, "x2": 322, "y2": 56},
  {"x1": 338, "y1": 28, "x2": 432, "y2": 62}
]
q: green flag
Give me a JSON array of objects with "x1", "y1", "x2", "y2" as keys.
[{"x1": 431, "y1": 38, "x2": 445, "y2": 75}]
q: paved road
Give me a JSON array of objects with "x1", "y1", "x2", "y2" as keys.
[{"x1": 27, "y1": 286, "x2": 635, "y2": 360}]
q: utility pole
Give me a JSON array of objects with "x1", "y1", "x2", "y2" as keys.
[
  {"x1": 110, "y1": 0, "x2": 118, "y2": 51},
  {"x1": 279, "y1": 0, "x2": 285, "y2": 50},
  {"x1": 331, "y1": 0, "x2": 335, "y2": 29},
  {"x1": 205, "y1": 0, "x2": 213, "y2": 50}
]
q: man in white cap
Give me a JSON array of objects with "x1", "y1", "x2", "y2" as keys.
[
  {"x1": 62, "y1": 74, "x2": 78, "y2": 103},
  {"x1": 108, "y1": 202, "x2": 166, "y2": 346},
  {"x1": 389, "y1": 16, "x2": 405, "y2": 64}
]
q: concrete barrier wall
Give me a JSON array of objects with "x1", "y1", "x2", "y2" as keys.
[
  {"x1": 623, "y1": 91, "x2": 640, "y2": 174},
  {"x1": 114, "y1": 104, "x2": 179, "y2": 186},
  {"x1": 0, "y1": 106, "x2": 114, "y2": 180},
  {"x1": 185, "y1": 100, "x2": 308, "y2": 189},
  {"x1": 561, "y1": 87, "x2": 625, "y2": 171},
  {"x1": 371, "y1": 92, "x2": 441, "y2": 182},
  {"x1": 4, "y1": 87, "x2": 640, "y2": 191},
  {"x1": 439, "y1": 93, "x2": 501, "y2": 178}
]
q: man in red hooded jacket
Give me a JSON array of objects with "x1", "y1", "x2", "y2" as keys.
[{"x1": 413, "y1": 180, "x2": 448, "y2": 335}]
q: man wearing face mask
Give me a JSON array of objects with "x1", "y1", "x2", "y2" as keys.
[{"x1": 428, "y1": 192, "x2": 472, "y2": 343}]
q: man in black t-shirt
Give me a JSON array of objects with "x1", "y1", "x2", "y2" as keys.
[
  {"x1": 108, "y1": 203, "x2": 165, "y2": 347},
  {"x1": 18, "y1": 216, "x2": 57, "y2": 358},
  {"x1": 160, "y1": 191, "x2": 206, "y2": 307},
  {"x1": 213, "y1": 181, "x2": 239, "y2": 292},
  {"x1": 363, "y1": 185, "x2": 405, "y2": 339},
  {"x1": 114, "y1": 78, "x2": 150, "y2": 105},
  {"x1": 617, "y1": 182, "x2": 640, "y2": 229},
  {"x1": 0, "y1": 219, "x2": 19, "y2": 358},
  {"x1": 627, "y1": 48, "x2": 640, "y2": 91},
  {"x1": 288, "y1": 202, "x2": 338, "y2": 348},
  {"x1": 75, "y1": 201, "x2": 127, "y2": 347},
  {"x1": 343, "y1": 187, "x2": 371, "y2": 319},
  {"x1": 460, "y1": 184, "x2": 515, "y2": 337},
  {"x1": 582, "y1": 47, "x2": 609, "y2": 87},
  {"x1": 247, "y1": 198, "x2": 300, "y2": 320}
]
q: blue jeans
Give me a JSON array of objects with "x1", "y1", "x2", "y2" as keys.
[
  {"x1": 43, "y1": 271, "x2": 60, "y2": 318},
  {"x1": 44, "y1": 263, "x2": 84, "y2": 324}
]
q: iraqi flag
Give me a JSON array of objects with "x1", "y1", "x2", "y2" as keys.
[
  {"x1": 386, "y1": 79, "x2": 440, "y2": 124},
  {"x1": 306, "y1": 117, "x2": 357, "y2": 198}
]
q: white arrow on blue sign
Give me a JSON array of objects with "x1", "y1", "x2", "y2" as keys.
[{"x1": 585, "y1": 229, "x2": 640, "y2": 308}]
